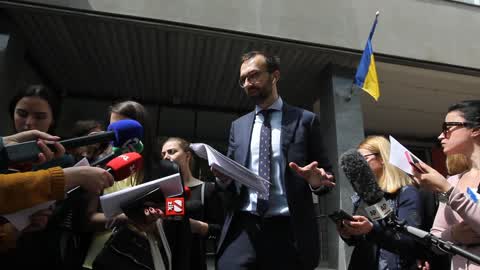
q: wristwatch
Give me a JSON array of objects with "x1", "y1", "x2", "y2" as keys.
[{"x1": 438, "y1": 186, "x2": 454, "y2": 204}]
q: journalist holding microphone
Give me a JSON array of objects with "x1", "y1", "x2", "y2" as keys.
[
  {"x1": 412, "y1": 100, "x2": 480, "y2": 270},
  {"x1": 338, "y1": 136, "x2": 424, "y2": 270},
  {"x1": 83, "y1": 100, "x2": 168, "y2": 270}
]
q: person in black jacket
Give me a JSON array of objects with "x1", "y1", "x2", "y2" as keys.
[{"x1": 338, "y1": 136, "x2": 425, "y2": 270}]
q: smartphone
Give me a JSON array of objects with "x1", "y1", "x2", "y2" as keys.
[
  {"x1": 410, "y1": 162, "x2": 426, "y2": 173},
  {"x1": 405, "y1": 151, "x2": 426, "y2": 173},
  {"x1": 328, "y1": 209, "x2": 355, "y2": 223}
]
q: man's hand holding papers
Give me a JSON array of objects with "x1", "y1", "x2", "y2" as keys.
[{"x1": 190, "y1": 143, "x2": 270, "y2": 197}]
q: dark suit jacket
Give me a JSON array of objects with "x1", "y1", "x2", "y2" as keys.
[{"x1": 217, "y1": 102, "x2": 332, "y2": 269}]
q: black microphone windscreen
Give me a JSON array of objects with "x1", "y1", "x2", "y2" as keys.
[
  {"x1": 339, "y1": 148, "x2": 384, "y2": 205},
  {"x1": 148, "y1": 160, "x2": 180, "y2": 182}
]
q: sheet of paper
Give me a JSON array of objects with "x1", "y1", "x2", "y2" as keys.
[
  {"x1": 4, "y1": 201, "x2": 55, "y2": 231},
  {"x1": 75, "y1": 157, "x2": 90, "y2": 167},
  {"x1": 100, "y1": 173, "x2": 183, "y2": 218},
  {"x1": 389, "y1": 135, "x2": 425, "y2": 175},
  {"x1": 2, "y1": 158, "x2": 91, "y2": 230},
  {"x1": 190, "y1": 143, "x2": 270, "y2": 197}
]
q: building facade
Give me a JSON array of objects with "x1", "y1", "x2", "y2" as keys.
[{"x1": 0, "y1": 0, "x2": 479, "y2": 269}]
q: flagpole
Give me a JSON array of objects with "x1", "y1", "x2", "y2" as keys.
[
  {"x1": 346, "y1": 11, "x2": 380, "y2": 102},
  {"x1": 346, "y1": 84, "x2": 355, "y2": 102}
]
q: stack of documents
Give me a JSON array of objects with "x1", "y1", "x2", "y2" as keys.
[{"x1": 190, "y1": 143, "x2": 270, "y2": 198}]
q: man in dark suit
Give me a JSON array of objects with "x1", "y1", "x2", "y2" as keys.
[{"x1": 215, "y1": 51, "x2": 335, "y2": 270}]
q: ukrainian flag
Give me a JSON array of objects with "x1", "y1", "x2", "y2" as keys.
[{"x1": 354, "y1": 12, "x2": 380, "y2": 101}]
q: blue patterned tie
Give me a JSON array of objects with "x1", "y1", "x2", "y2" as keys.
[{"x1": 256, "y1": 109, "x2": 272, "y2": 216}]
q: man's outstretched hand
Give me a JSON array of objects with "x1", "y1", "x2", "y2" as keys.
[{"x1": 289, "y1": 161, "x2": 335, "y2": 189}]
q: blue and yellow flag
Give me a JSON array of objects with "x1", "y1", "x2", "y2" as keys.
[{"x1": 354, "y1": 12, "x2": 380, "y2": 101}]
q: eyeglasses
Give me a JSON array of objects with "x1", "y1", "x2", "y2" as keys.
[
  {"x1": 362, "y1": 153, "x2": 378, "y2": 159},
  {"x1": 238, "y1": 70, "x2": 269, "y2": 88},
  {"x1": 441, "y1": 122, "x2": 475, "y2": 135}
]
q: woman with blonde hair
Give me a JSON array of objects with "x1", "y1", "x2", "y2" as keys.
[
  {"x1": 338, "y1": 135, "x2": 424, "y2": 270},
  {"x1": 360, "y1": 136, "x2": 413, "y2": 193}
]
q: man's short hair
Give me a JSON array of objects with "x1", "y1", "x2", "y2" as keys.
[{"x1": 240, "y1": 51, "x2": 280, "y2": 73}]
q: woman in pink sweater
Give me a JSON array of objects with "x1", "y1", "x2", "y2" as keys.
[{"x1": 413, "y1": 100, "x2": 480, "y2": 270}]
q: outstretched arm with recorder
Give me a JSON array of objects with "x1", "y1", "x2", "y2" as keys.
[
  {"x1": 0, "y1": 130, "x2": 115, "y2": 214},
  {"x1": 1, "y1": 130, "x2": 65, "y2": 170}
]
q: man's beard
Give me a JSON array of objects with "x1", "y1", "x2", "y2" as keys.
[{"x1": 247, "y1": 85, "x2": 273, "y2": 104}]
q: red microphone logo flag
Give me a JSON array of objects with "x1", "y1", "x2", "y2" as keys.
[
  {"x1": 105, "y1": 152, "x2": 143, "y2": 181},
  {"x1": 165, "y1": 197, "x2": 184, "y2": 216}
]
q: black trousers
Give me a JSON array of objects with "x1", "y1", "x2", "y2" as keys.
[{"x1": 217, "y1": 212, "x2": 305, "y2": 270}]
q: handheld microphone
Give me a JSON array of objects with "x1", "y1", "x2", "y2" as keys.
[
  {"x1": 105, "y1": 152, "x2": 143, "y2": 181},
  {"x1": 4, "y1": 119, "x2": 143, "y2": 164},
  {"x1": 339, "y1": 149, "x2": 392, "y2": 220},
  {"x1": 120, "y1": 159, "x2": 189, "y2": 222},
  {"x1": 90, "y1": 138, "x2": 144, "y2": 167},
  {"x1": 121, "y1": 185, "x2": 196, "y2": 222},
  {"x1": 405, "y1": 221, "x2": 480, "y2": 264},
  {"x1": 60, "y1": 119, "x2": 143, "y2": 149},
  {"x1": 66, "y1": 152, "x2": 143, "y2": 198}
]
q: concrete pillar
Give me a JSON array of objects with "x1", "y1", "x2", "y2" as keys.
[{"x1": 314, "y1": 65, "x2": 365, "y2": 270}]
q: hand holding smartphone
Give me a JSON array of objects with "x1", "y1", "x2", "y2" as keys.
[
  {"x1": 328, "y1": 209, "x2": 355, "y2": 223},
  {"x1": 409, "y1": 161, "x2": 426, "y2": 173},
  {"x1": 405, "y1": 151, "x2": 426, "y2": 173}
]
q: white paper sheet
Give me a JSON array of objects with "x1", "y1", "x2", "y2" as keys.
[
  {"x1": 190, "y1": 143, "x2": 270, "y2": 197},
  {"x1": 389, "y1": 135, "x2": 425, "y2": 175},
  {"x1": 3, "y1": 201, "x2": 55, "y2": 231},
  {"x1": 100, "y1": 173, "x2": 183, "y2": 218}
]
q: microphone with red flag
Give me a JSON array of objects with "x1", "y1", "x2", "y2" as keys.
[
  {"x1": 121, "y1": 185, "x2": 197, "y2": 222},
  {"x1": 120, "y1": 160, "x2": 197, "y2": 222},
  {"x1": 165, "y1": 186, "x2": 192, "y2": 218},
  {"x1": 105, "y1": 152, "x2": 143, "y2": 181},
  {"x1": 66, "y1": 152, "x2": 143, "y2": 198}
]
